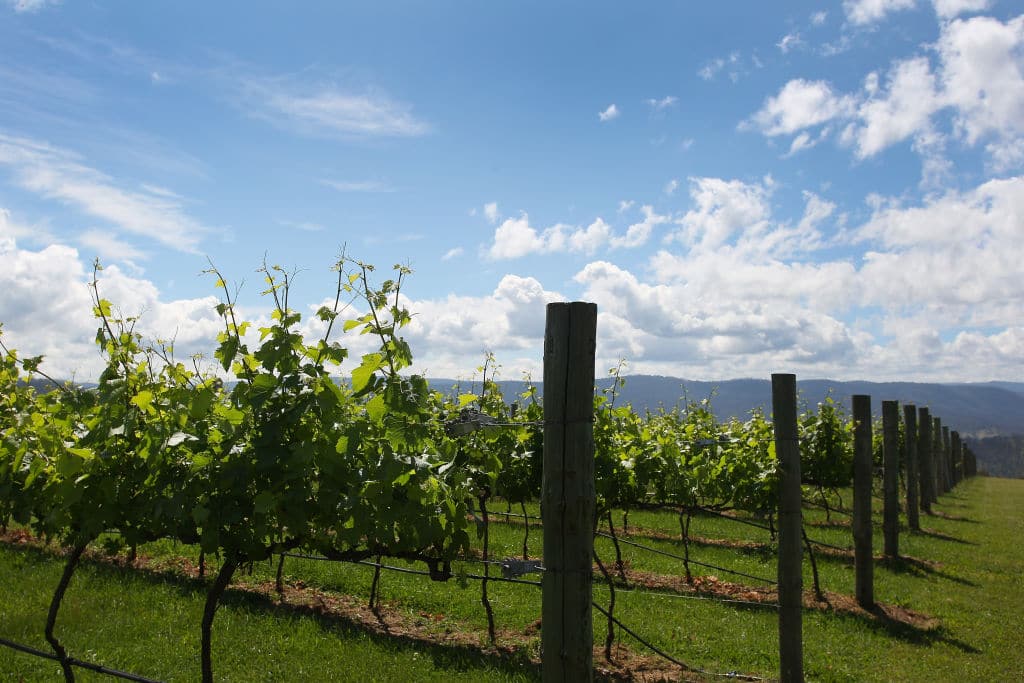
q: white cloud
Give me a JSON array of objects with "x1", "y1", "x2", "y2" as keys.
[
  {"x1": 483, "y1": 202, "x2": 500, "y2": 224},
  {"x1": 0, "y1": 235, "x2": 222, "y2": 380},
  {"x1": 698, "y1": 52, "x2": 742, "y2": 82},
  {"x1": 6, "y1": 0, "x2": 58, "y2": 12},
  {"x1": 487, "y1": 214, "x2": 547, "y2": 260},
  {"x1": 784, "y1": 130, "x2": 829, "y2": 156},
  {"x1": 664, "y1": 178, "x2": 679, "y2": 195},
  {"x1": 777, "y1": 32, "x2": 803, "y2": 53},
  {"x1": 670, "y1": 177, "x2": 773, "y2": 250},
  {"x1": 611, "y1": 206, "x2": 669, "y2": 249},
  {"x1": 797, "y1": 192, "x2": 836, "y2": 235},
  {"x1": 854, "y1": 176, "x2": 1024, "y2": 327},
  {"x1": 598, "y1": 104, "x2": 620, "y2": 122},
  {"x1": 932, "y1": 0, "x2": 990, "y2": 19},
  {"x1": 568, "y1": 218, "x2": 612, "y2": 255},
  {"x1": 745, "y1": 79, "x2": 855, "y2": 136},
  {"x1": 241, "y1": 77, "x2": 428, "y2": 138},
  {"x1": 843, "y1": 0, "x2": 916, "y2": 26},
  {"x1": 986, "y1": 138, "x2": 1024, "y2": 173},
  {"x1": 396, "y1": 274, "x2": 564, "y2": 377},
  {"x1": 747, "y1": 15, "x2": 1024, "y2": 172},
  {"x1": 486, "y1": 207, "x2": 663, "y2": 259},
  {"x1": 811, "y1": 11, "x2": 829, "y2": 25},
  {"x1": 617, "y1": 200, "x2": 635, "y2": 213},
  {"x1": 77, "y1": 230, "x2": 147, "y2": 264},
  {"x1": 937, "y1": 15, "x2": 1024, "y2": 146},
  {"x1": 646, "y1": 96, "x2": 677, "y2": 111},
  {"x1": 0, "y1": 134, "x2": 207, "y2": 253},
  {"x1": 852, "y1": 56, "x2": 941, "y2": 157},
  {"x1": 441, "y1": 247, "x2": 463, "y2": 261}
]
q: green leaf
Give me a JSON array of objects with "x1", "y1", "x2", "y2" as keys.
[
  {"x1": 131, "y1": 390, "x2": 155, "y2": 414},
  {"x1": 351, "y1": 353, "x2": 383, "y2": 394}
]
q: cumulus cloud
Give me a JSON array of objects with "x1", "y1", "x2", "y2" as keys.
[
  {"x1": 852, "y1": 57, "x2": 941, "y2": 157},
  {"x1": 932, "y1": 0, "x2": 990, "y2": 19},
  {"x1": 394, "y1": 274, "x2": 564, "y2": 377},
  {"x1": 669, "y1": 177, "x2": 773, "y2": 250},
  {"x1": 598, "y1": 104, "x2": 620, "y2": 122},
  {"x1": 0, "y1": 232, "x2": 222, "y2": 380},
  {"x1": 938, "y1": 15, "x2": 1024, "y2": 146},
  {"x1": 612, "y1": 206, "x2": 670, "y2": 249},
  {"x1": 843, "y1": 0, "x2": 917, "y2": 26},
  {"x1": 746, "y1": 15, "x2": 1024, "y2": 172},
  {"x1": 744, "y1": 79, "x2": 855, "y2": 137},
  {"x1": 486, "y1": 208, "x2": 665, "y2": 260},
  {"x1": 483, "y1": 202, "x2": 500, "y2": 224}
]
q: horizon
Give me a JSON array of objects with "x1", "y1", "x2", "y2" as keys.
[{"x1": 1, "y1": 2, "x2": 1022, "y2": 385}]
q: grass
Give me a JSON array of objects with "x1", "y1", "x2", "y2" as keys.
[{"x1": 2, "y1": 476, "x2": 1023, "y2": 681}]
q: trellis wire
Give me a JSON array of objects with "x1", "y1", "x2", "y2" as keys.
[
  {"x1": 0, "y1": 636, "x2": 163, "y2": 683},
  {"x1": 595, "y1": 531, "x2": 777, "y2": 585},
  {"x1": 590, "y1": 602, "x2": 768, "y2": 682}
]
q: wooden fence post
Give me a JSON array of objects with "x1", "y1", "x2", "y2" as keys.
[
  {"x1": 852, "y1": 395, "x2": 874, "y2": 609},
  {"x1": 918, "y1": 407, "x2": 933, "y2": 512},
  {"x1": 942, "y1": 426, "x2": 952, "y2": 493},
  {"x1": 542, "y1": 302, "x2": 597, "y2": 683},
  {"x1": 882, "y1": 400, "x2": 900, "y2": 558},
  {"x1": 932, "y1": 417, "x2": 944, "y2": 495},
  {"x1": 951, "y1": 431, "x2": 962, "y2": 486},
  {"x1": 903, "y1": 405, "x2": 920, "y2": 531},
  {"x1": 772, "y1": 373, "x2": 803, "y2": 683}
]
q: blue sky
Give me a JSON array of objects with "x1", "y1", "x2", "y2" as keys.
[{"x1": 1, "y1": 0, "x2": 1022, "y2": 383}]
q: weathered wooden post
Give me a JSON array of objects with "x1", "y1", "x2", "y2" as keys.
[
  {"x1": 932, "y1": 417, "x2": 944, "y2": 495},
  {"x1": 772, "y1": 373, "x2": 803, "y2": 683},
  {"x1": 852, "y1": 395, "x2": 874, "y2": 609},
  {"x1": 542, "y1": 301, "x2": 597, "y2": 683},
  {"x1": 942, "y1": 426, "x2": 952, "y2": 492},
  {"x1": 951, "y1": 431, "x2": 962, "y2": 485},
  {"x1": 918, "y1": 407, "x2": 933, "y2": 512},
  {"x1": 882, "y1": 400, "x2": 900, "y2": 558},
  {"x1": 903, "y1": 405, "x2": 920, "y2": 531}
]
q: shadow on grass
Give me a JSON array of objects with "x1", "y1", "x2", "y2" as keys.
[
  {"x1": 216, "y1": 588, "x2": 543, "y2": 679},
  {"x1": 927, "y1": 510, "x2": 978, "y2": 523},
  {"x1": 912, "y1": 527, "x2": 977, "y2": 545},
  {"x1": 1, "y1": 541, "x2": 543, "y2": 682},
  {"x1": 829, "y1": 604, "x2": 982, "y2": 654},
  {"x1": 878, "y1": 554, "x2": 978, "y2": 588}
]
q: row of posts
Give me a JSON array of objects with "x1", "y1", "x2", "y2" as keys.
[
  {"x1": 538, "y1": 303, "x2": 977, "y2": 683},
  {"x1": 769, "y1": 378, "x2": 977, "y2": 683}
]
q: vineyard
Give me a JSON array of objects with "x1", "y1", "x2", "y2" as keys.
[{"x1": 0, "y1": 258, "x2": 1008, "y2": 683}]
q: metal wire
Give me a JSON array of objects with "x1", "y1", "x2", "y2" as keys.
[
  {"x1": 595, "y1": 532, "x2": 777, "y2": 586},
  {"x1": 590, "y1": 602, "x2": 768, "y2": 681},
  {"x1": 0, "y1": 636, "x2": 164, "y2": 683}
]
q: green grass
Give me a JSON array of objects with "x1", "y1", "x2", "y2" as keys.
[{"x1": 2, "y1": 476, "x2": 1023, "y2": 681}]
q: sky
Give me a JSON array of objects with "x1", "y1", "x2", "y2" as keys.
[{"x1": 1, "y1": 1, "x2": 1022, "y2": 385}]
